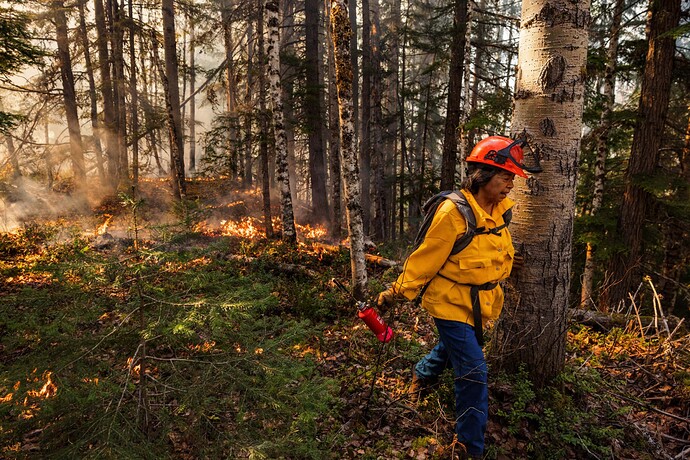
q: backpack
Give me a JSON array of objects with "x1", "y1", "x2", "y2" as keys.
[{"x1": 412, "y1": 190, "x2": 512, "y2": 256}]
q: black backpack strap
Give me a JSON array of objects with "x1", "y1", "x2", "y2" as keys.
[{"x1": 444, "y1": 192, "x2": 477, "y2": 255}]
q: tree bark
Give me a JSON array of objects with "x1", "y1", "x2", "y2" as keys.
[
  {"x1": 330, "y1": 0, "x2": 368, "y2": 301},
  {"x1": 305, "y1": 0, "x2": 330, "y2": 223},
  {"x1": 604, "y1": 0, "x2": 681, "y2": 309},
  {"x1": 369, "y1": 0, "x2": 386, "y2": 240},
  {"x1": 257, "y1": 1, "x2": 274, "y2": 238},
  {"x1": 327, "y1": 0, "x2": 342, "y2": 239},
  {"x1": 187, "y1": 15, "x2": 197, "y2": 174},
  {"x1": 266, "y1": 0, "x2": 296, "y2": 243},
  {"x1": 492, "y1": 0, "x2": 591, "y2": 387},
  {"x1": 360, "y1": 0, "x2": 372, "y2": 236},
  {"x1": 5, "y1": 134, "x2": 21, "y2": 178},
  {"x1": 109, "y1": 0, "x2": 128, "y2": 184},
  {"x1": 160, "y1": 0, "x2": 186, "y2": 199},
  {"x1": 128, "y1": 0, "x2": 139, "y2": 189},
  {"x1": 580, "y1": 0, "x2": 624, "y2": 310},
  {"x1": 243, "y1": 17, "x2": 254, "y2": 188},
  {"x1": 93, "y1": 0, "x2": 118, "y2": 189},
  {"x1": 53, "y1": 1, "x2": 87, "y2": 192},
  {"x1": 222, "y1": 0, "x2": 239, "y2": 179},
  {"x1": 78, "y1": 0, "x2": 106, "y2": 184},
  {"x1": 440, "y1": 0, "x2": 468, "y2": 191}
]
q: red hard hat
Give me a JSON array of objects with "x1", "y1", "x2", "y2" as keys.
[{"x1": 466, "y1": 136, "x2": 528, "y2": 178}]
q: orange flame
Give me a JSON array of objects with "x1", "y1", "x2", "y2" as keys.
[
  {"x1": 27, "y1": 371, "x2": 57, "y2": 399},
  {"x1": 95, "y1": 214, "x2": 113, "y2": 236}
]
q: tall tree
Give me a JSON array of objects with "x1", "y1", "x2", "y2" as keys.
[
  {"x1": 128, "y1": 0, "x2": 139, "y2": 188},
  {"x1": 605, "y1": 0, "x2": 681, "y2": 308},
  {"x1": 77, "y1": 0, "x2": 106, "y2": 183},
  {"x1": 266, "y1": 0, "x2": 296, "y2": 243},
  {"x1": 360, "y1": 0, "x2": 372, "y2": 235},
  {"x1": 52, "y1": 0, "x2": 87, "y2": 191},
  {"x1": 188, "y1": 14, "x2": 197, "y2": 174},
  {"x1": 580, "y1": 0, "x2": 625, "y2": 310},
  {"x1": 330, "y1": 0, "x2": 368, "y2": 300},
  {"x1": 305, "y1": 0, "x2": 329, "y2": 222},
  {"x1": 160, "y1": 0, "x2": 186, "y2": 198},
  {"x1": 493, "y1": 0, "x2": 591, "y2": 386},
  {"x1": 439, "y1": 0, "x2": 469, "y2": 190},
  {"x1": 93, "y1": 0, "x2": 119, "y2": 188},
  {"x1": 109, "y1": 0, "x2": 129, "y2": 183},
  {"x1": 221, "y1": 0, "x2": 239, "y2": 178},
  {"x1": 327, "y1": 0, "x2": 342, "y2": 239},
  {"x1": 257, "y1": 0, "x2": 274, "y2": 238}
]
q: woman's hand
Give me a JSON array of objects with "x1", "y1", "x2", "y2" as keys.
[{"x1": 377, "y1": 287, "x2": 397, "y2": 312}]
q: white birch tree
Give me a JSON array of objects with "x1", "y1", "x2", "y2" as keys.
[
  {"x1": 265, "y1": 0, "x2": 296, "y2": 243},
  {"x1": 330, "y1": 0, "x2": 368, "y2": 300}
]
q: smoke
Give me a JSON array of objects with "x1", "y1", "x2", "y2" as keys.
[{"x1": 0, "y1": 177, "x2": 93, "y2": 232}]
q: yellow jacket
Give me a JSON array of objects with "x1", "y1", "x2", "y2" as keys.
[{"x1": 393, "y1": 189, "x2": 515, "y2": 327}]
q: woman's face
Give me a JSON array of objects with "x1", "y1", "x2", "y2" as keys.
[{"x1": 480, "y1": 170, "x2": 515, "y2": 205}]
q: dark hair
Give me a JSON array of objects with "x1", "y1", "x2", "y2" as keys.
[{"x1": 461, "y1": 164, "x2": 500, "y2": 194}]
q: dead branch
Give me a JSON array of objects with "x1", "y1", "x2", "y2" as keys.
[{"x1": 568, "y1": 309, "x2": 686, "y2": 336}]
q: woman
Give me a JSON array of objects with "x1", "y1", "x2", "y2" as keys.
[{"x1": 378, "y1": 136, "x2": 530, "y2": 459}]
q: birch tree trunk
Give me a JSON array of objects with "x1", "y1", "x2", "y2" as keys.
[
  {"x1": 266, "y1": 0, "x2": 296, "y2": 243},
  {"x1": 330, "y1": 0, "x2": 368, "y2": 300},
  {"x1": 53, "y1": 1, "x2": 87, "y2": 192},
  {"x1": 580, "y1": 0, "x2": 624, "y2": 310},
  {"x1": 492, "y1": 0, "x2": 591, "y2": 386},
  {"x1": 605, "y1": 0, "x2": 681, "y2": 308},
  {"x1": 440, "y1": 0, "x2": 468, "y2": 191},
  {"x1": 160, "y1": 0, "x2": 186, "y2": 199},
  {"x1": 257, "y1": 1, "x2": 274, "y2": 238}
]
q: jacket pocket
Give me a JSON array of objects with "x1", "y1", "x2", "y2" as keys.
[{"x1": 457, "y1": 257, "x2": 493, "y2": 285}]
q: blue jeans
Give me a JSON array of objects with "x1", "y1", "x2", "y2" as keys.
[{"x1": 414, "y1": 318, "x2": 488, "y2": 456}]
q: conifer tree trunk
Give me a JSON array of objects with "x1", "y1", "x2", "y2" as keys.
[
  {"x1": 369, "y1": 0, "x2": 386, "y2": 240},
  {"x1": 94, "y1": 0, "x2": 118, "y2": 188},
  {"x1": 160, "y1": 0, "x2": 186, "y2": 199},
  {"x1": 266, "y1": 0, "x2": 296, "y2": 243},
  {"x1": 109, "y1": 0, "x2": 128, "y2": 184},
  {"x1": 327, "y1": 1, "x2": 342, "y2": 239},
  {"x1": 188, "y1": 16, "x2": 197, "y2": 174},
  {"x1": 493, "y1": 0, "x2": 590, "y2": 387},
  {"x1": 53, "y1": 1, "x2": 87, "y2": 191},
  {"x1": 305, "y1": 0, "x2": 329, "y2": 222},
  {"x1": 243, "y1": 19, "x2": 254, "y2": 188},
  {"x1": 360, "y1": 0, "x2": 372, "y2": 236},
  {"x1": 5, "y1": 134, "x2": 20, "y2": 178},
  {"x1": 257, "y1": 1, "x2": 274, "y2": 238},
  {"x1": 440, "y1": 0, "x2": 468, "y2": 191},
  {"x1": 605, "y1": 0, "x2": 681, "y2": 308},
  {"x1": 580, "y1": 0, "x2": 624, "y2": 310},
  {"x1": 330, "y1": 0, "x2": 368, "y2": 300},
  {"x1": 128, "y1": 0, "x2": 139, "y2": 189},
  {"x1": 222, "y1": 0, "x2": 239, "y2": 178},
  {"x1": 78, "y1": 0, "x2": 106, "y2": 184}
]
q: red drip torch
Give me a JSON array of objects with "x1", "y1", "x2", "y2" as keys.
[{"x1": 332, "y1": 279, "x2": 394, "y2": 343}]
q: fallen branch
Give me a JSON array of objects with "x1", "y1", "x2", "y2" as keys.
[{"x1": 568, "y1": 309, "x2": 686, "y2": 336}]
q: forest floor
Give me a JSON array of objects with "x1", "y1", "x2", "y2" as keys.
[{"x1": 0, "y1": 178, "x2": 689, "y2": 460}]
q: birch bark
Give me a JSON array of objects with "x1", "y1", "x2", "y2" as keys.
[
  {"x1": 266, "y1": 0, "x2": 297, "y2": 243},
  {"x1": 330, "y1": 0, "x2": 368, "y2": 300}
]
